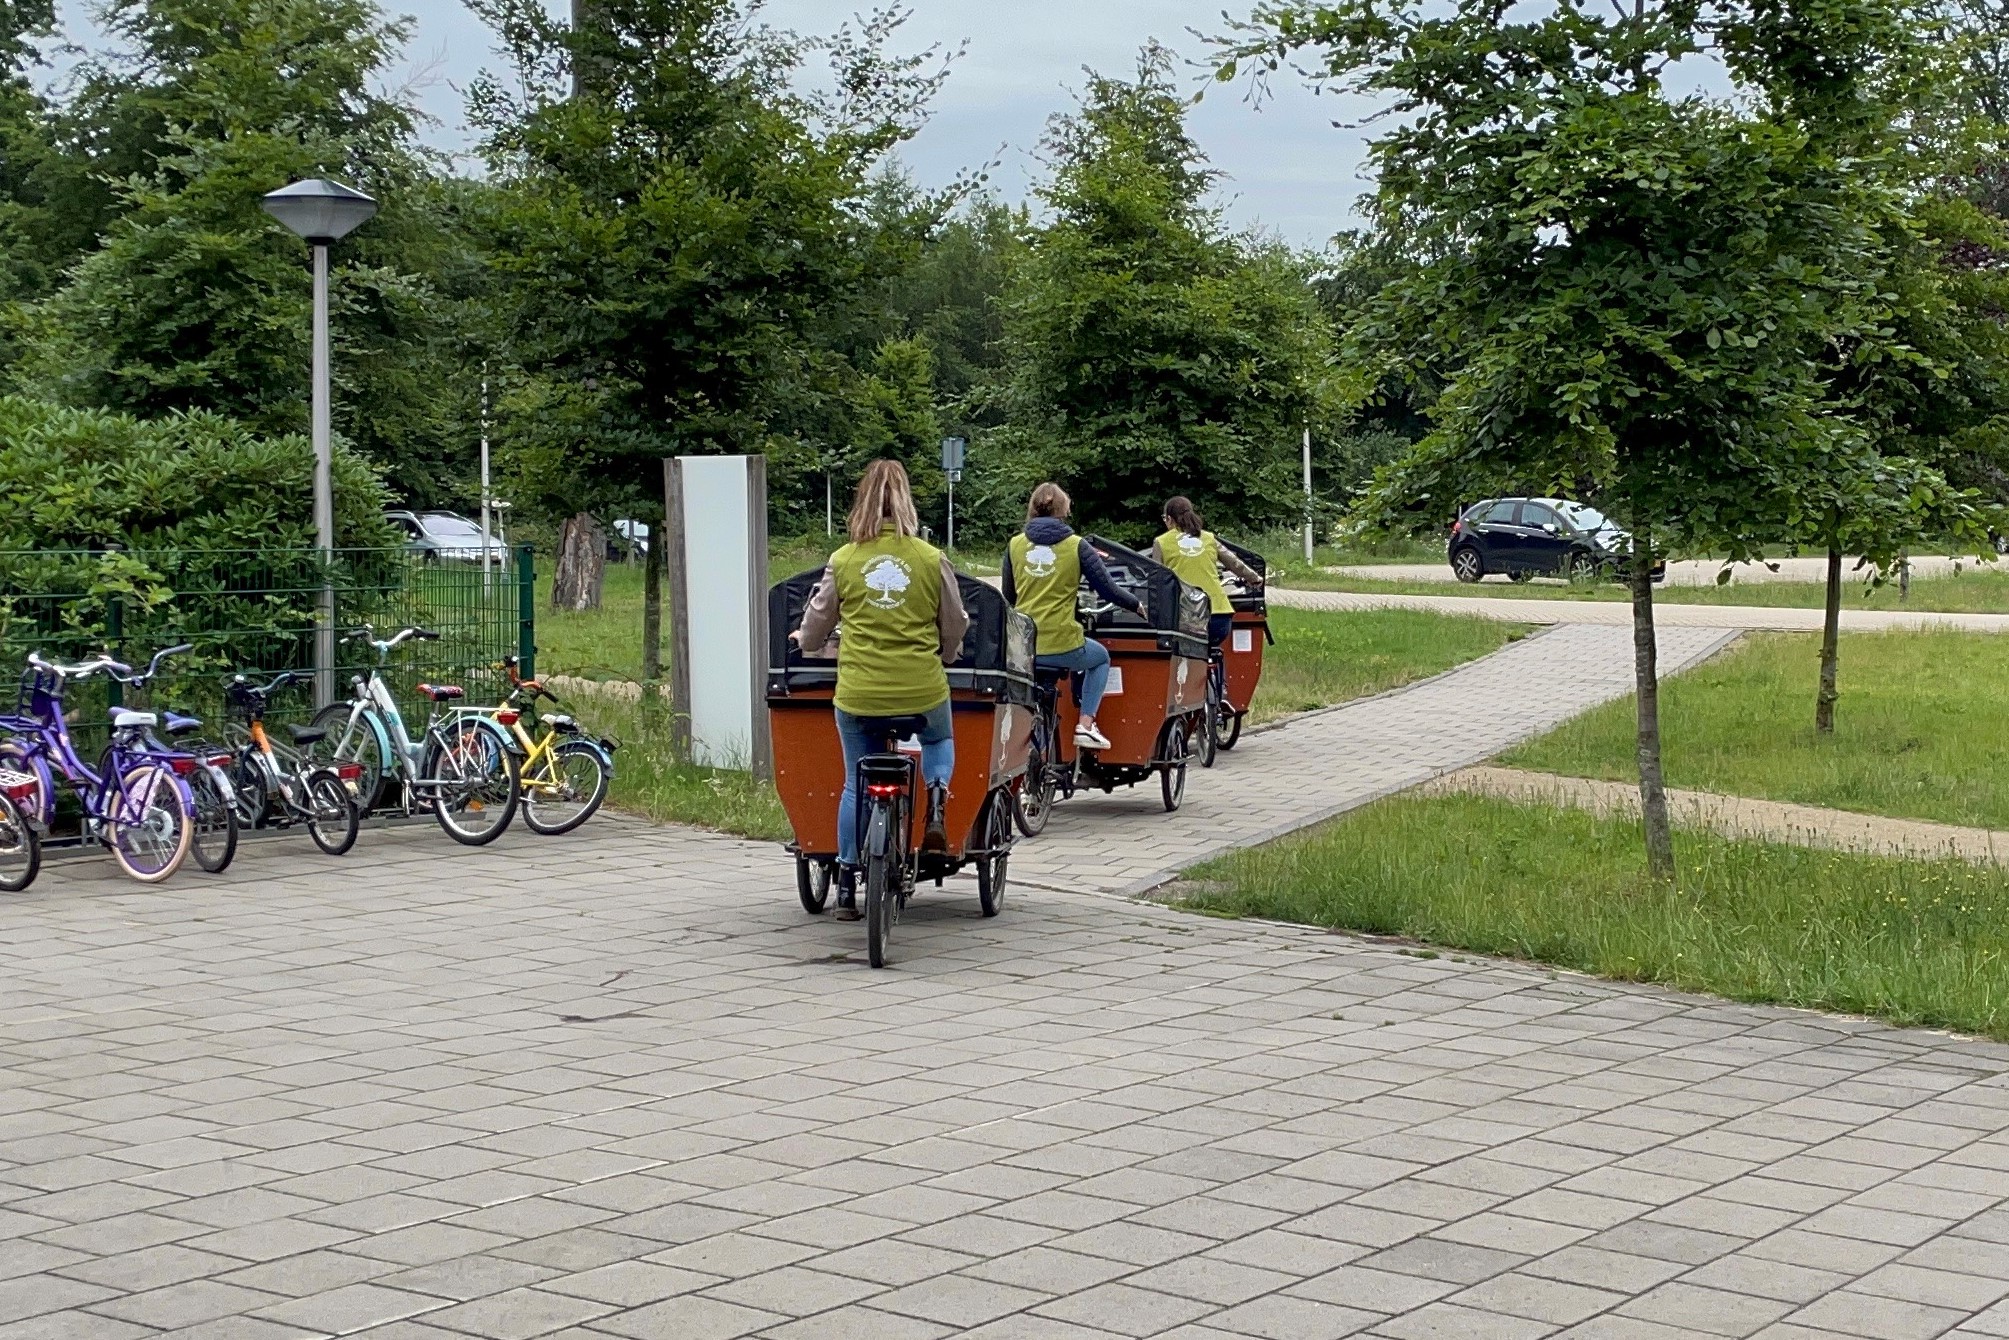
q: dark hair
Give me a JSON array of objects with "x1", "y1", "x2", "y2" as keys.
[
  {"x1": 1163, "y1": 496, "x2": 1202, "y2": 537},
  {"x1": 1027, "y1": 483, "x2": 1071, "y2": 520}
]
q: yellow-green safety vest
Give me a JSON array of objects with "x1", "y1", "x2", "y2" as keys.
[
  {"x1": 830, "y1": 529, "x2": 950, "y2": 717},
  {"x1": 1008, "y1": 531, "x2": 1085, "y2": 655},
  {"x1": 1156, "y1": 528, "x2": 1231, "y2": 615}
]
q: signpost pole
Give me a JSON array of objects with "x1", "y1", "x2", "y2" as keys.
[{"x1": 940, "y1": 436, "x2": 966, "y2": 555}]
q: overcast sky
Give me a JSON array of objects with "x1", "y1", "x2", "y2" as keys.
[{"x1": 51, "y1": 0, "x2": 1382, "y2": 247}]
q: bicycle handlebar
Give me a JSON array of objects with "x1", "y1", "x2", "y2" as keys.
[
  {"x1": 344, "y1": 626, "x2": 441, "y2": 659},
  {"x1": 25, "y1": 651, "x2": 124, "y2": 679},
  {"x1": 109, "y1": 643, "x2": 194, "y2": 688}
]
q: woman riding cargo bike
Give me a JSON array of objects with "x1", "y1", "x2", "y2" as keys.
[
  {"x1": 1151, "y1": 496, "x2": 1263, "y2": 765},
  {"x1": 1002, "y1": 483, "x2": 1148, "y2": 755},
  {"x1": 793, "y1": 460, "x2": 969, "y2": 927}
]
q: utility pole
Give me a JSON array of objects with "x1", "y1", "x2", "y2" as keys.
[{"x1": 480, "y1": 362, "x2": 492, "y2": 594}]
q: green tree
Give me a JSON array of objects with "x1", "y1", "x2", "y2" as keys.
[
  {"x1": 988, "y1": 47, "x2": 1336, "y2": 543},
  {"x1": 1227, "y1": 0, "x2": 1937, "y2": 878},
  {"x1": 10, "y1": 0, "x2": 465, "y2": 502},
  {"x1": 469, "y1": 0, "x2": 947, "y2": 676}
]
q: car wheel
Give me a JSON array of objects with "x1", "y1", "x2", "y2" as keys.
[
  {"x1": 1567, "y1": 552, "x2": 1599, "y2": 582},
  {"x1": 1508, "y1": 570, "x2": 1533, "y2": 584},
  {"x1": 1450, "y1": 546, "x2": 1485, "y2": 583}
]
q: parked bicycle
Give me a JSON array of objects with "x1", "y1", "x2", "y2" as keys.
[
  {"x1": 105, "y1": 646, "x2": 240, "y2": 873},
  {"x1": 223, "y1": 670, "x2": 362, "y2": 855},
  {"x1": 307, "y1": 625, "x2": 521, "y2": 845},
  {"x1": 0, "y1": 647, "x2": 198, "y2": 882},
  {"x1": 0, "y1": 768, "x2": 41, "y2": 892},
  {"x1": 487, "y1": 656, "x2": 615, "y2": 836}
]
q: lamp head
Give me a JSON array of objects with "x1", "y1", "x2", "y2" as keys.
[{"x1": 261, "y1": 178, "x2": 378, "y2": 244}]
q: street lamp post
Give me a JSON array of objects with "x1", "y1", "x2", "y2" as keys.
[{"x1": 261, "y1": 179, "x2": 379, "y2": 706}]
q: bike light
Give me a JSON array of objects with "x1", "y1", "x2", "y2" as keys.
[
  {"x1": 336, "y1": 763, "x2": 363, "y2": 781},
  {"x1": 495, "y1": 710, "x2": 520, "y2": 726},
  {"x1": 2, "y1": 779, "x2": 36, "y2": 801},
  {"x1": 208, "y1": 754, "x2": 232, "y2": 768},
  {"x1": 864, "y1": 782, "x2": 904, "y2": 800},
  {"x1": 168, "y1": 757, "x2": 198, "y2": 775}
]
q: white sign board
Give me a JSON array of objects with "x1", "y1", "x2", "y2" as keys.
[{"x1": 665, "y1": 455, "x2": 770, "y2": 776}]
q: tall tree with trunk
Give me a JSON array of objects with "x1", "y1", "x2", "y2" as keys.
[
  {"x1": 1224, "y1": 0, "x2": 1935, "y2": 878},
  {"x1": 469, "y1": 0, "x2": 948, "y2": 681}
]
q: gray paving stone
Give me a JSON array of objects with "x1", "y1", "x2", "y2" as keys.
[{"x1": 9, "y1": 624, "x2": 2009, "y2": 1340}]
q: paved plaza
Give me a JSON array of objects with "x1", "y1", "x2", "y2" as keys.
[{"x1": 8, "y1": 626, "x2": 2009, "y2": 1339}]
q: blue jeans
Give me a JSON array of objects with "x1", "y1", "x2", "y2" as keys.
[
  {"x1": 836, "y1": 702, "x2": 954, "y2": 867},
  {"x1": 1207, "y1": 613, "x2": 1235, "y2": 647},
  {"x1": 1037, "y1": 640, "x2": 1112, "y2": 718}
]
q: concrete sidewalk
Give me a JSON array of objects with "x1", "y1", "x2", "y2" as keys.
[
  {"x1": 1329, "y1": 554, "x2": 1995, "y2": 587},
  {"x1": 1271, "y1": 585, "x2": 2009, "y2": 633}
]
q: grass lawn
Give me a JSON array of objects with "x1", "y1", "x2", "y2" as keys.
[
  {"x1": 1504, "y1": 629, "x2": 2009, "y2": 830},
  {"x1": 1249, "y1": 607, "x2": 1527, "y2": 725},
  {"x1": 1286, "y1": 566, "x2": 2009, "y2": 613},
  {"x1": 594, "y1": 697, "x2": 790, "y2": 841},
  {"x1": 1179, "y1": 792, "x2": 2009, "y2": 1040}
]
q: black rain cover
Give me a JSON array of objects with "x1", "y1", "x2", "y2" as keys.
[
  {"x1": 1219, "y1": 537, "x2": 1268, "y2": 616},
  {"x1": 1079, "y1": 536, "x2": 1211, "y2": 646},
  {"x1": 767, "y1": 567, "x2": 1033, "y2": 700}
]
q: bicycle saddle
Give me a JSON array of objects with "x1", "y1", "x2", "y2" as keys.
[
  {"x1": 285, "y1": 724, "x2": 326, "y2": 746},
  {"x1": 109, "y1": 709, "x2": 157, "y2": 730},
  {"x1": 542, "y1": 713, "x2": 575, "y2": 729},
  {"x1": 1032, "y1": 665, "x2": 1071, "y2": 685},
  {"x1": 415, "y1": 683, "x2": 464, "y2": 702},
  {"x1": 162, "y1": 712, "x2": 203, "y2": 736}
]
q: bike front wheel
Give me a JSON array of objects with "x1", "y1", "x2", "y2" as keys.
[
  {"x1": 0, "y1": 791, "x2": 40, "y2": 893},
  {"x1": 110, "y1": 765, "x2": 193, "y2": 883},
  {"x1": 189, "y1": 765, "x2": 239, "y2": 874},
  {"x1": 304, "y1": 771, "x2": 360, "y2": 856},
  {"x1": 308, "y1": 704, "x2": 387, "y2": 811},
  {"x1": 521, "y1": 740, "x2": 610, "y2": 836},
  {"x1": 423, "y1": 726, "x2": 520, "y2": 846}
]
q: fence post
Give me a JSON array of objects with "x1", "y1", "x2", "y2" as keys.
[
  {"x1": 516, "y1": 543, "x2": 536, "y2": 680},
  {"x1": 106, "y1": 589, "x2": 123, "y2": 709}
]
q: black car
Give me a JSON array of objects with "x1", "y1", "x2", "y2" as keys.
[{"x1": 1447, "y1": 497, "x2": 1660, "y2": 583}]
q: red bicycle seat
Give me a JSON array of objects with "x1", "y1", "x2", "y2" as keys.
[{"x1": 415, "y1": 683, "x2": 465, "y2": 702}]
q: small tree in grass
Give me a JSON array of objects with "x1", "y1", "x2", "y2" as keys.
[{"x1": 1221, "y1": 0, "x2": 1937, "y2": 878}]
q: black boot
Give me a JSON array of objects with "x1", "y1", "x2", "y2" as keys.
[
  {"x1": 834, "y1": 864, "x2": 862, "y2": 921},
  {"x1": 923, "y1": 785, "x2": 950, "y2": 853}
]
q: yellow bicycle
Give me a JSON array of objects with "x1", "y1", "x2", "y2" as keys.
[{"x1": 484, "y1": 657, "x2": 615, "y2": 835}]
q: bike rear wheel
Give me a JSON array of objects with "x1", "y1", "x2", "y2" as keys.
[
  {"x1": 863, "y1": 801, "x2": 899, "y2": 968},
  {"x1": 1218, "y1": 710, "x2": 1244, "y2": 751},
  {"x1": 308, "y1": 704, "x2": 387, "y2": 811},
  {"x1": 423, "y1": 726, "x2": 520, "y2": 845},
  {"x1": 110, "y1": 764, "x2": 193, "y2": 883},
  {"x1": 796, "y1": 854, "x2": 831, "y2": 913},
  {"x1": 1013, "y1": 737, "x2": 1054, "y2": 838},
  {"x1": 521, "y1": 740, "x2": 610, "y2": 835},
  {"x1": 1158, "y1": 721, "x2": 1189, "y2": 813},
  {"x1": 0, "y1": 792, "x2": 40, "y2": 893},
  {"x1": 188, "y1": 765, "x2": 238, "y2": 874},
  {"x1": 978, "y1": 787, "x2": 1011, "y2": 918},
  {"x1": 304, "y1": 772, "x2": 360, "y2": 856}
]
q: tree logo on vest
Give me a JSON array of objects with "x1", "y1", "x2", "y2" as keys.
[
  {"x1": 1024, "y1": 544, "x2": 1058, "y2": 578},
  {"x1": 862, "y1": 556, "x2": 913, "y2": 609},
  {"x1": 1177, "y1": 533, "x2": 1204, "y2": 558}
]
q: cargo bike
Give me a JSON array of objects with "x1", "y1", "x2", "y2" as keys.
[
  {"x1": 1013, "y1": 538, "x2": 1211, "y2": 835},
  {"x1": 1213, "y1": 538, "x2": 1272, "y2": 753},
  {"x1": 768, "y1": 572, "x2": 1036, "y2": 968}
]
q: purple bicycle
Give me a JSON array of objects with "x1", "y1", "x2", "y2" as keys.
[{"x1": 0, "y1": 647, "x2": 199, "y2": 883}]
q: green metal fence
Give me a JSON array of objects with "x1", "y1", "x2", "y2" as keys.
[{"x1": 0, "y1": 544, "x2": 536, "y2": 753}]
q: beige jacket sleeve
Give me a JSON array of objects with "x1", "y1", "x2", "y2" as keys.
[
  {"x1": 937, "y1": 556, "x2": 970, "y2": 664},
  {"x1": 795, "y1": 563, "x2": 840, "y2": 656}
]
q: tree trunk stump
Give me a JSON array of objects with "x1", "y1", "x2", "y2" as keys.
[{"x1": 552, "y1": 513, "x2": 606, "y2": 612}]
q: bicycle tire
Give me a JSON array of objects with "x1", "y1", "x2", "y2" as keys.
[
  {"x1": 1013, "y1": 739, "x2": 1053, "y2": 837},
  {"x1": 1218, "y1": 711, "x2": 1244, "y2": 751},
  {"x1": 796, "y1": 855, "x2": 831, "y2": 914},
  {"x1": 109, "y1": 764, "x2": 193, "y2": 883},
  {"x1": 521, "y1": 739, "x2": 610, "y2": 836},
  {"x1": 0, "y1": 792, "x2": 40, "y2": 893},
  {"x1": 1159, "y1": 722, "x2": 1188, "y2": 814},
  {"x1": 1195, "y1": 704, "x2": 1218, "y2": 769},
  {"x1": 188, "y1": 764, "x2": 239, "y2": 874},
  {"x1": 978, "y1": 788, "x2": 1010, "y2": 918},
  {"x1": 423, "y1": 726, "x2": 520, "y2": 846},
  {"x1": 308, "y1": 703, "x2": 388, "y2": 811},
  {"x1": 304, "y1": 772, "x2": 360, "y2": 856},
  {"x1": 230, "y1": 754, "x2": 270, "y2": 828},
  {"x1": 864, "y1": 803, "x2": 894, "y2": 968}
]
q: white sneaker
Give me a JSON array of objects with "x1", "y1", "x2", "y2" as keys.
[{"x1": 1075, "y1": 723, "x2": 1112, "y2": 751}]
